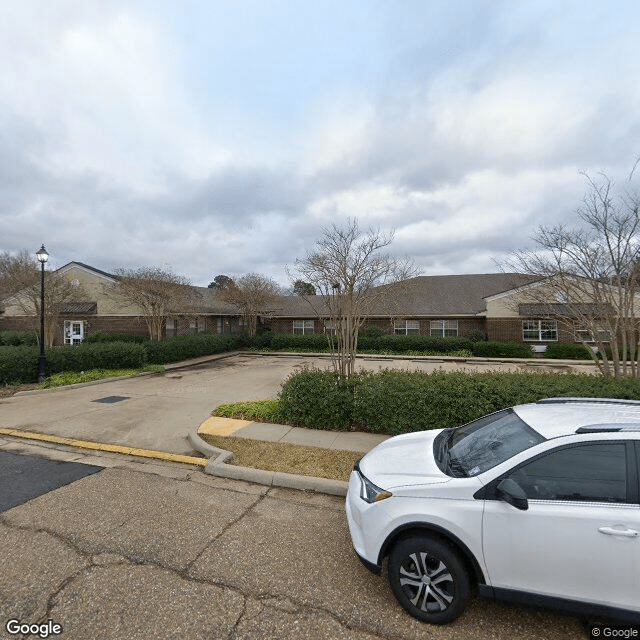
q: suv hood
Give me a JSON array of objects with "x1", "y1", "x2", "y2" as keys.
[{"x1": 359, "y1": 430, "x2": 451, "y2": 489}]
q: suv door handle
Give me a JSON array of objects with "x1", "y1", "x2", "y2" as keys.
[{"x1": 598, "y1": 526, "x2": 639, "y2": 538}]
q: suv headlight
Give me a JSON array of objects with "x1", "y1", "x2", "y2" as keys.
[{"x1": 355, "y1": 463, "x2": 392, "y2": 503}]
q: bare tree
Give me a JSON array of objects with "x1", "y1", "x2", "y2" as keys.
[
  {"x1": 293, "y1": 219, "x2": 419, "y2": 377},
  {"x1": 0, "y1": 250, "x2": 38, "y2": 300},
  {"x1": 9, "y1": 268, "x2": 88, "y2": 346},
  {"x1": 109, "y1": 267, "x2": 201, "y2": 340},
  {"x1": 220, "y1": 273, "x2": 282, "y2": 337},
  {"x1": 508, "y1": 171, "x2": 640, "y2": 378}
]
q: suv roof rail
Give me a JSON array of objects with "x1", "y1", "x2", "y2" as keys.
[
  {"x1": 576, "y1": 424, "x2": 640, "y2": 433},
  {"x1": 537, "y1": 397, "x2": 640, "y2": 406}
]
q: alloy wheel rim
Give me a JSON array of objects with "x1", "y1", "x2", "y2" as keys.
[{"x1": 399, "y1": 552, "x2": 454, "y2": 613}]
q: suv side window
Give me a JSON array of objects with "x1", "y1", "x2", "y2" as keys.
[{"x1": 507, "y1": 443, "x2": 627, "y2": 503}]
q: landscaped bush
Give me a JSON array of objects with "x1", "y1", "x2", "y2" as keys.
[
  {"x1": 544, "y1": 343, "x2": 594, "y2": 360},
  {"x1": 471, "y1": 341, "x2": 533, "y2": 358},
  {"x1": 85, "y1": 330, "x2": 150, "y2": 344},
  {"x1": 0, "y1": 342, "x2": 147, "y2": 384},
  {"x1": 277, "y1": 369, "x2": 640, "y2": 435},
  {"x1": 0, "y1": 331, "x2": 39, "y2": 346},
  {"x1": 144, "y1": 333, "x2": 243, "y2": 364},
  {"x1": 278, "y1": 368, "x2": 355, "y2": 429},
  {"x1": 45, "y1": 342, "x2": 147, "y2": 374},
  {"x1": 357, "y1": 334, "x2": 473, "y2": 354},
  {"x1": 0, "y1": 345, "x2": 40, "y2": 384}
]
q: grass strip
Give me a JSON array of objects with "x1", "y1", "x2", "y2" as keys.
[{"x1": 200, "y1": 434, "x2": 361, "y2": 482}]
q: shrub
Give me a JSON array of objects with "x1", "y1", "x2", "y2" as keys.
[
  {"x1": 85, "y1": 331, "x2": 149, "y2": 344},
  {"x1": 471, "y1": 341, "x2": 533, "y2": 358},
  {"x1": 278, "y1": 369, "x2": 640, "y2": 435},
  {"x1": 144, "y1": 333, "x2": 243, "y2": 364},
  {"x1": 357, "y1": 334, "x2": 473, "y2": 354},
  {"x1": 0, "y1": 331, "x2": 39, "y2": 346},
  {"x1": 360, "y1": 325, "x2": 385, "y2": 338},
  {"x1": 0, "y1": 346, "x2": 39, "y2": 384},
  {"x1": 466, "y1": 329, "x2": 487, "y2": 342},
  {"x1": 45, "y1": 342, "x2": 147, "y2": 374},
  {"x1": 278, "y1": 368, "x2": 355, "y2": 429},
  {"x1": 544, "y1": 343, "x2": 594, "y2": 360}
]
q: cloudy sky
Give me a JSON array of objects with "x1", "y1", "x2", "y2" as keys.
[{"x1": 1, "y1": 0, "x2": 639, "y2": 287}]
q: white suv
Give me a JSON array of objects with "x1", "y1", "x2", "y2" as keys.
[{"x1": 345, "y1": 398, "x2": 640, "y2": 624}]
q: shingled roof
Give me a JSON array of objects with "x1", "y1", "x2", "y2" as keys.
[{"x1": 197, "y1": 273, "x2": 537, "y2": 318}]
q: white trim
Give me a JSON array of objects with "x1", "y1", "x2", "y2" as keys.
[{"x1": 56, "y1": 262, "x2": 117, "y2": 283}]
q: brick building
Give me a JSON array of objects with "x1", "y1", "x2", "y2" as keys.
[{"x1": 0, "y1": 263, "x2": 595, "y2": 349}]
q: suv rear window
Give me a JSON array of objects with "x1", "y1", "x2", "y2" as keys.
[{"x1": 437, "y1": 409, "x2": 545, "y2": 477}]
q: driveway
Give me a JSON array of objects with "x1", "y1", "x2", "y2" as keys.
[{"x1": 0, "y1": 352, "x2": 598, "y2": 456}]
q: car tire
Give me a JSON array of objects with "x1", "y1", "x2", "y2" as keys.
[{"x1": 388, "y1": 535, "x2": 471, "y2": 624}]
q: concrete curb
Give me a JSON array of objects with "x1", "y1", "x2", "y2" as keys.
[
  {"x1": 189, "y1": 421, "x2": 348, "y2": 496},
  {"x1": 187, "y1": 422, "x2": 234, "y2": 464},
  {"x1": 13, "y1": 371, "x2": 158, "y2": 396},
  {"x1": 204, "y1": 460, "x2": 348, "y2": 497},
  {"x1": 239, "y1": 350, "x2": 596, "y2": 367},
  {"x1": 0, "y1": 428, "x2": 208, "y2": 467}
]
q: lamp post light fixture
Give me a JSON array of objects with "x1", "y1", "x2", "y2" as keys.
[{"x1": 36, "y1": 244, "x2": 49, "y2": 383}]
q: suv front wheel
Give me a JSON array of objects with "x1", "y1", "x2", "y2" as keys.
[{"x1": 388, "y1": 535, "x2": 471, "y2": 624}]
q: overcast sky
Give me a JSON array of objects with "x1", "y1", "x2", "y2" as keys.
[{"x1": 1, "y1": 0, "x2": 639, "y2": 287}]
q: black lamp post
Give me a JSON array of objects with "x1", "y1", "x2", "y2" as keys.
[{"x1": 36, "y1": 244, "x2": 49, "y2": 383}]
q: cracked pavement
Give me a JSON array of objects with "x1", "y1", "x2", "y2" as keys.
[{"x1": 0, "y1": 446, "x2": 588, "y2": 640}]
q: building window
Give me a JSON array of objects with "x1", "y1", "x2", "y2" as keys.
[
  {"x1": 293, "y1": 320, "x2": 314, "y2": 334},
  {"x1": 189, "y1": 318, "x2": 198, "y2": 335},
  {"x1": 429, "y1": 320, "x2": 458, "y2": 337},
  {"x1": 64, "y1": 320, "x2": 84, "y2": 345},
  {"x1": 574, "y1": 324, "x2": 611, "y2": 344},
  {"x1": 394, "y1": 320, "x2": 420, "y2": 335},
  {"x1": 324, "y1": 321, "x2": 337, "y2": 336},
  {"x1": 523, "y1": 319, "x2": 558, "y2": 341},
  {"x1": 166, "y1": 318, "x2": 176, "y2": 338}
]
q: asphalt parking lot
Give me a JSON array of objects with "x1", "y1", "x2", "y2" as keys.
[
  {"x1": 0, "y1": 353, "x2": 603, "y2": 638},
  {"x1": 0, "y1": 443, "x2": 588, "y2": 640},
  {"x1": 0, "y1": 352, "x2": 598, "y2": 456}
]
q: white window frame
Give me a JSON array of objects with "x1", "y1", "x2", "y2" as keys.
[
  {"x1": 394, "y1": 320, "x2": 420, "y2": 335},
  {"x1": 574, "y1": 324, "x2": 611, "y2": 344},
  {"x1": 64, "y1": 320, "x2": 84, "y2": 345},
  {"x1": 293, "y1": 319, "x2": 314, "y2": 334},
  {"x1": 166, "y1": 318, "x2": 176, "y2": 338},
  {"x1": 523, "y1": 319, "x2": 558, "y2": 341},
  {"x1": 429, "y1": 320, "x2": 458, "y2": 337}
]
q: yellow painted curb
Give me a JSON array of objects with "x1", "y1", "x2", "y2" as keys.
[
  {"x1": 0, "y1": 428, "x2": 207, "y2": 467},
  {"x1": 199, "y1": 416, "x2": 252, "y2": 436}
]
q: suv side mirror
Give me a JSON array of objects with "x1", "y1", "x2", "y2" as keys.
[{"x1": 496, "y1": 478, "x2": 529, "y2": 511}]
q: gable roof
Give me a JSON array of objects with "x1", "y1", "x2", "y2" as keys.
[
  {"x1": 57, "y1": 262, "x2": 117, "y2": 281},
  {"x1": 236, "y1": 273, "x2": 539, "y2": 318}
]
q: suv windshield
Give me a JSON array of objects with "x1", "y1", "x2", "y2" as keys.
[{"x1": 435, "y1": 409, "x2": 545, "y2": 477}]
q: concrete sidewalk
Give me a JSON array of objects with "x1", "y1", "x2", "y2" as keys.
[
  {"x1": 191, "y1": 416, "x2": 389, "y2": 496},
  {"x1": 199, "y1": 415, "x2": 389, "y2": 452}
]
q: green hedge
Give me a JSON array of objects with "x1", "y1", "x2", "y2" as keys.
[
  {"x1": 0, "y1": 332, "x2": 243, "y2": 384},
  {"x1": 278, "y1": 368, "x2": 355, "y2": 429},
  {"x1": 0, "y1": 342, "x2": 147, "y2": 384},
  {"x1": 144, "y1": 333, "x2": 243, "y2": 364},
  {"x1": 470, "y1": 341, "x2": 533, "y2": 358},
  {"x1": 0, "y1": 331, "x2": 38, "y2": 346},
  {"x1": 85, "y1": 330, "x2": 150, "y2": 344},
  {"x1": 543, "y1": 343, "x2": 594, "y2": 360},
  {"x1": 278, "y1": 369, "x2": 640, "y2": 435}
]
